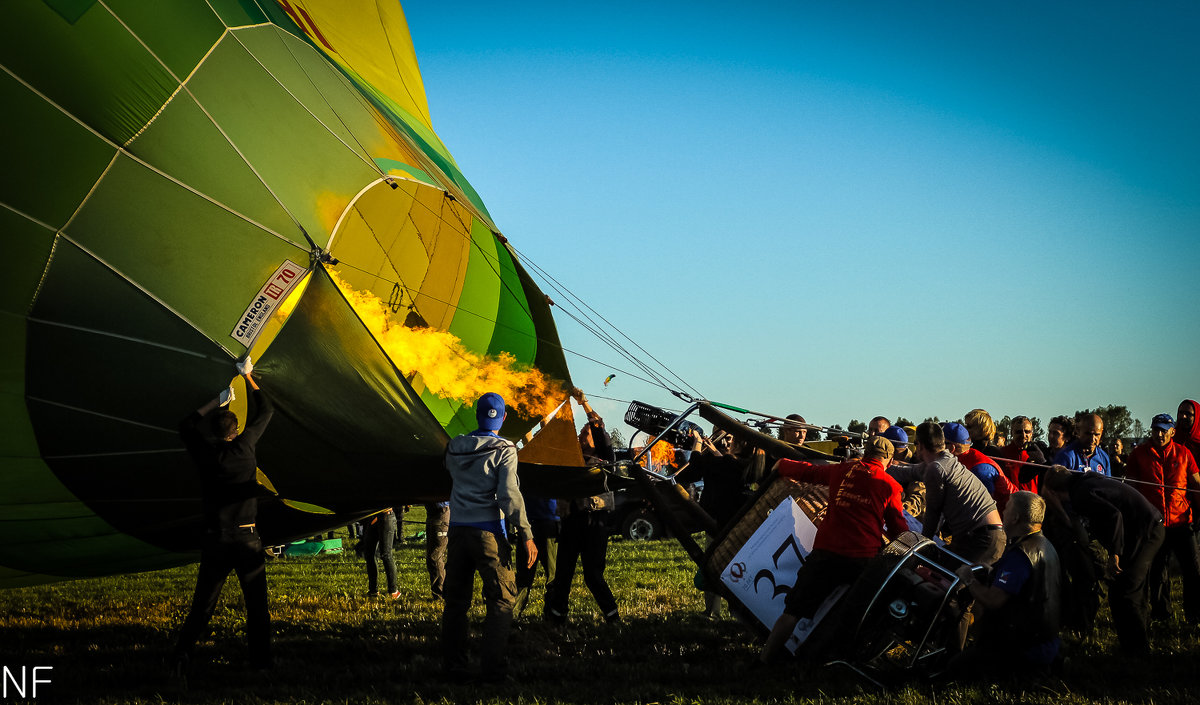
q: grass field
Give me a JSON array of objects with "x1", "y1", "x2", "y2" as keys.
[{"x1": 3, "y1": 517, "x2": 1200, "y2": 705}]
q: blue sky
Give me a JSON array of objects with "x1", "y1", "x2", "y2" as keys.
[{"x1": 402, "y1": 2, "x2": 1200, "y2": 441}]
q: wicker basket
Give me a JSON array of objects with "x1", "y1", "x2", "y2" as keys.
[
  {"x1": 704, "y1": 473, "x2": 927, "y2": 579},
  {"x1": 705, "y1": 477, "x2": 829, "y2": 579}
]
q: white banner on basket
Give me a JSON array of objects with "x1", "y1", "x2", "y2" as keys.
[{"x1": 719, "y1": 497, "x2": 844, "y2": 652}]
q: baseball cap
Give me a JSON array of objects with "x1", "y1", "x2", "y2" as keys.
[
  {"x1": 882, "y1": 425, "x2": 909, "y2": 449},
  {"x1": 1152, "y1": 413, "x2": 1175, "y2": 431},
  {"x1": 943, "y1": 422, "x2": 971, "y2": 445},
  {"x1": 476, "y1": 392, "x2": 506, "y2": 431},
  {"x1": 863, "y1": 435, "x2": 895, "y2": 463}
]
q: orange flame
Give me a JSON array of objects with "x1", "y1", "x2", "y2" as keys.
[
  {"x1": 636, "y1": 440, "x2": 677, "y2": 469},
  {"x1": 329, "y1": 270, "x2": 565, "y2": 418}
]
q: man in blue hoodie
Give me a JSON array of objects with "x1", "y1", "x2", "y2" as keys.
[{"x1": 440, "y1": 392, "x2": 537, "y2": 682}]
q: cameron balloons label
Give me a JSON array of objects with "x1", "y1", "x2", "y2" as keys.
[{"x1": 231, "y1": 260, "x2": 307, "y2": 346}]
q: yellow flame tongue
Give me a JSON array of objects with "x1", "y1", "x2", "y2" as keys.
[{"x1": 329, "y1": 270, "x2": 564, "y2": 419}]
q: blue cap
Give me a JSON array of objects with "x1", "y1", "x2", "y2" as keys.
[
  {"x1": 943, "y1": 422, "x2": 971, "y2": 445},
  {"x1": 1152, "y1": 413, "x2": 1175, "y2": 431},
  {"x1": 883, "y1": 425, "x2": 909, "y2": 449},
  {"x1": 476, "y1": 392, "x2": 506, "y2": 431}
]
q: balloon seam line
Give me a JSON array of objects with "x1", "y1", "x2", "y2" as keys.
[{"x1": 25, "y1": 397, "x2": 179, "y2": 434}]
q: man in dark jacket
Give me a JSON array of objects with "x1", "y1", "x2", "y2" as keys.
[
  {"x1": 1042, "y1": 466, "x2": 1165, "y2": 654},
  {"x1": 546, "y1": 389, "x2": 620, "y2": 625},
  {"x1": 173, "y1": 357, "x2": 274, "y2": 677},
  {"x1": 954, "y1": 491, "x2": 1061, "y2": 674}
]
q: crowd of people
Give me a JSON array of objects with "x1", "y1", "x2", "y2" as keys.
[
  {"x1": 168, "y1": 360, "x2": 1200, "y2": 686},
  {"x1": 756, "y1": 403, "x2": 1200, "y2": 677}
]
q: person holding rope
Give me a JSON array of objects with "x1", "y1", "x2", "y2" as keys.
[
  {"x1": 1127, "y1": 413, "x2": 1200, "y2": 623},
  {"x1": 546, "y1": 389, "x2": 620, "y2": 626}
]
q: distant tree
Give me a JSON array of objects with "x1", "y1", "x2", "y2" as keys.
[
  {"x1": 848, "y1": 419, "x2": 867, "y2": 434},
  {"x1": 1080, "y1": 405, "x2": 1133, "y2": 441},
  {"x1": 994, "y1": 415, "x2": 1012, "y2": 442},
  {"x1": 1132, "y1": 419, "x2": 1145, "y2": 442},
  {"x1": 1030, "y1": 416, "x2": 1044, "y2": 442},
  {"x1": 610, "y1": 428, "x2": 626, "y2": 448},
  {"x1": 895, "y1": 416, "x2": 914, "y2": 428},
  {"x1": 921, "y1": 416, "x2": 941, "y2": 425},
  {"x1": 808, "y1": 429, "x2": 823, "y2": 441}
]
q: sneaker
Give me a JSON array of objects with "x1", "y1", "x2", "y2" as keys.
[
  {"x1": 366, "y1": 590, "x2": 379, "y2": 597},
  {"x1": 389, "y1": 590, "x2": 401, "y2": 600}
]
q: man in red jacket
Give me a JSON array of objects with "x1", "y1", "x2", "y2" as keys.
[
  {"x1": 1128, "y1": 413, "x2": 1200, "y2": 622},
  {"x1": 758, "y1": 436, "x2": 907, "y2": 665}
]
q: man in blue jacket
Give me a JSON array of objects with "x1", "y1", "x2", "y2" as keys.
[{"x1": 1054, "y1": 414, "x2": 1110, "y2": 476}]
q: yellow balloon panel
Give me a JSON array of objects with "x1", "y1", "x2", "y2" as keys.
[{"x1": 328, "y1": 180, "x2": 470, "y2": 333}]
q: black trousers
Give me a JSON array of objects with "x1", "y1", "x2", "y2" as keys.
[
  {"x1": 546, "y1": 510, "x2": 618, "y2": 621},
  {"x1": 1150, "y1": 522, "x2": 1200, "y2": 622},
  {"x1": 515, "y1": 519, "x2": 559, "y2": 617},
  {"x1": 175, "y1": 529, "x2": 271, "y2": 665},
  {"x1": 1109, "y1": 520, "x2": 1165, "y2": 654}
]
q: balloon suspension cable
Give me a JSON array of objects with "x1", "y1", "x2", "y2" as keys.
[
  {"x1": 706, "y1": 400, "x2": 868, "y2": 440},
  {"x1": 983, "y1": 453, "x2": 1200, "y2": 496}
]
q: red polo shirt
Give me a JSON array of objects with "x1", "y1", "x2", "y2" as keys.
[{"x1": 776, "y1": 457, "x2": 907, "y2": 558}]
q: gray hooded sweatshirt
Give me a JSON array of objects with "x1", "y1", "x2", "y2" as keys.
[{"x1": 445, "y1": 432, "x2": 533, "y2": 542}]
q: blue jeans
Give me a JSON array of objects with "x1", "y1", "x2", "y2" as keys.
[{"x1": 363, "y1": 510, "x2": 398, "y2": 594}]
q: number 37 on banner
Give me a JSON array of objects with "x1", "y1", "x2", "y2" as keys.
[{"x1": 719, "y1": 498, "x2": 839, "y2": 651}]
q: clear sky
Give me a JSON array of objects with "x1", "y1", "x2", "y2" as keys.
[{"x1": 402, "y1": 1, "x2": 1200, "y2": 442}]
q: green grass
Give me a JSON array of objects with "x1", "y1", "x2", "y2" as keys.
[{"x1": 3, "y1": 527, "x2": 1200, "y2": 704}]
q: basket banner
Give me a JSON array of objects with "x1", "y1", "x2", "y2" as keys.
[{"x1": 719, "y1": 497, "x2": 843, "y2": 652}]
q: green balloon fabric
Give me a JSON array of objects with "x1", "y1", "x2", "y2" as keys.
[{"x1": 0, "y1": 0, "x2": 573, "y2": 587}]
